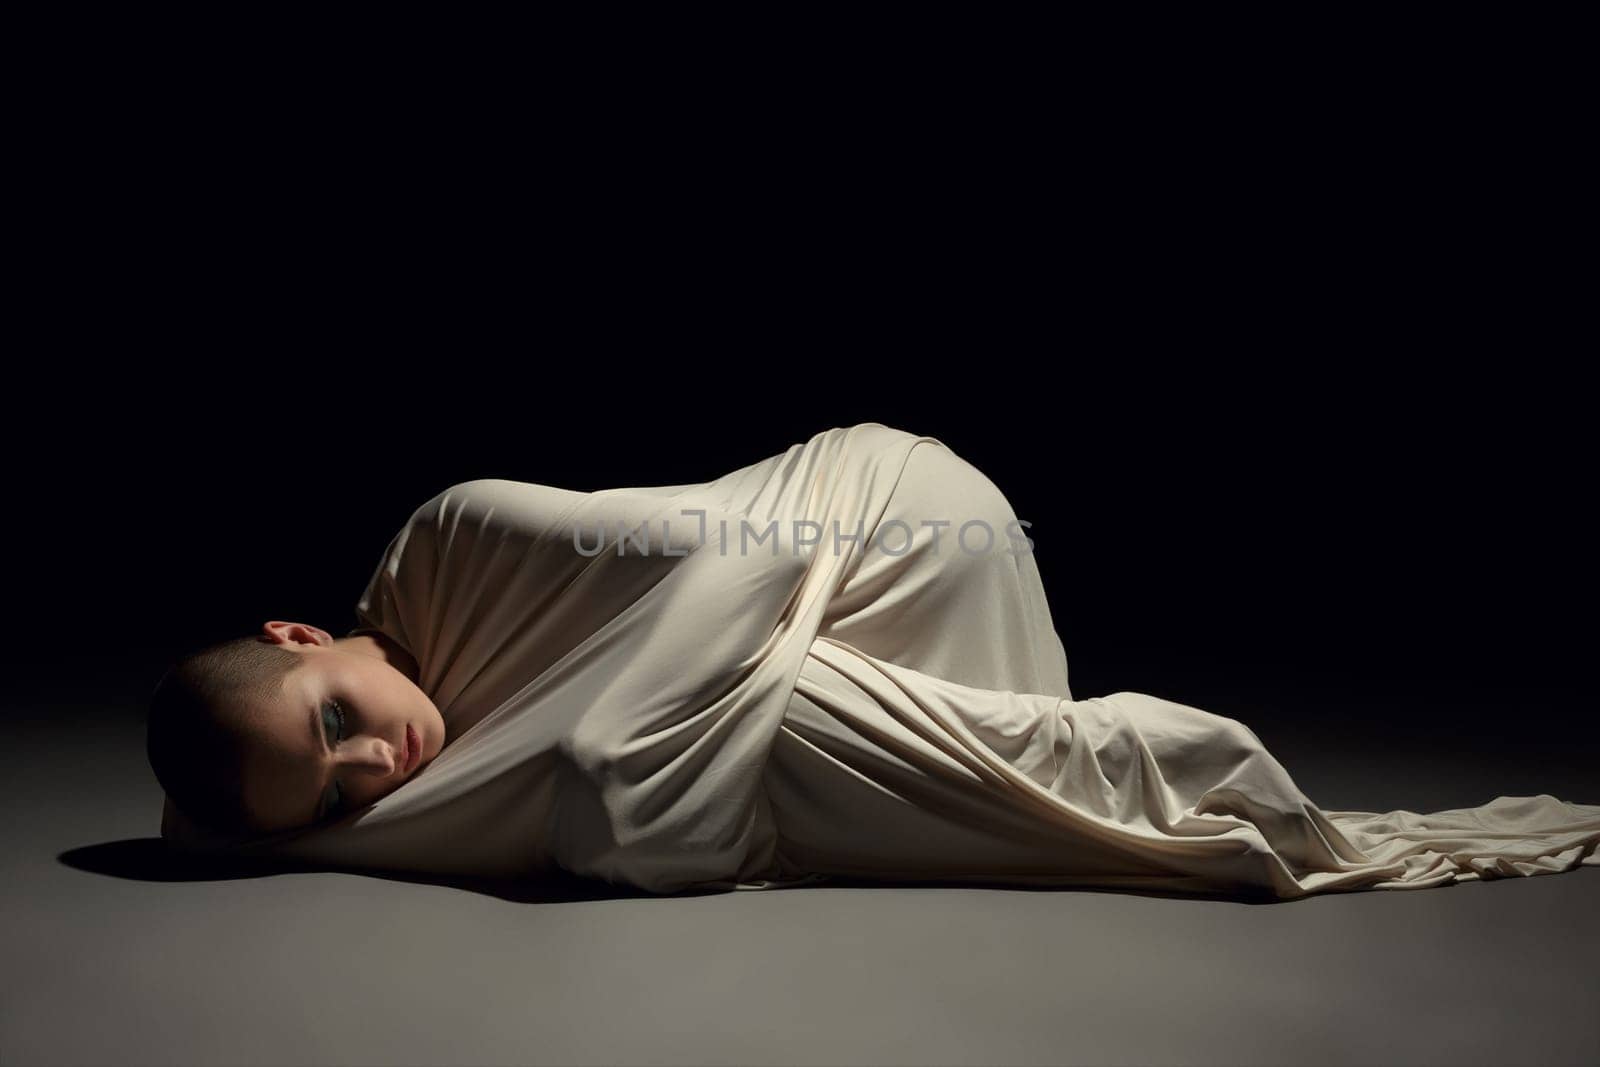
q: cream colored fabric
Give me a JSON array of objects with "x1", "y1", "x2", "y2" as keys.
[{"x1": 161, "y1": 423, "x2": 1600, "y2": 898}]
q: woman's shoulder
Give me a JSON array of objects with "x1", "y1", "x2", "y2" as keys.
[{"x1": 406, "y1": 478, "x2": 591, "y2": 536}]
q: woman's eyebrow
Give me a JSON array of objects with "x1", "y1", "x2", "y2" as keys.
[
  {"x1": 309, "y1": 701, "x2": 329, "y2": 755},
  {"x1": 305, "y1": 702, "x2": 329, "y2": 824}
]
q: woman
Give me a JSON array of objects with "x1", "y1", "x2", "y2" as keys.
[{"x1": 148, "y1": 422, "x2": 1600, "y2": 898}]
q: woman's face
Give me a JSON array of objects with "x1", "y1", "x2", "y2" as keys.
[{"x1": 237, "y1": 621, "x2": 446, "y2": 835}]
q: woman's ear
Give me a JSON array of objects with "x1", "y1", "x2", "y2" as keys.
[{"x1": 260, "y1": 620, "x2": 334, "y2": 647}]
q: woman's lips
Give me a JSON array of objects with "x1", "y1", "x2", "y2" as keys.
[{"x1": 403, "y1": 723, "x2": 421, "y2": 774}]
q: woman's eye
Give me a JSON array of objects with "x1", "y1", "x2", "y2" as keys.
[
  {"x1": 319, "y1": 700, "x2": 347, "y2": 820},
  {"x1": 322, "y1": 699, "x2": 346, "y2": 743}
]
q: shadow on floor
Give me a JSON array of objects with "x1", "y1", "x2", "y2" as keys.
[
  {"x1": 58, "y1": 837, "x2": 673, "y2": 904},
  {"x1": 62, "y1": 836, "x2": 1298, "y2": 907}
]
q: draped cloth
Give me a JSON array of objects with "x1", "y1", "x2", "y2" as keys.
[{"x1": 160, "y1": 423, "x2": 1600, "y2": 899}]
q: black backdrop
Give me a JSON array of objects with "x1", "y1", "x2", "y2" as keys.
[{"x1": 6, "y1": 44, "x2": 1592, "y2": 774}]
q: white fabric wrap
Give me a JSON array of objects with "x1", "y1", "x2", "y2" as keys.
[{"x1": 161, "y1": 423, "x2": 1600, "y2": 898}]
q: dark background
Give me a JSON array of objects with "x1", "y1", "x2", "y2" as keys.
[{"x1": 6, "y1": 35, "x2": 1592, "y2": 786}]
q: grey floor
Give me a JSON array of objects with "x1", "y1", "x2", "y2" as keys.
[{"x1": 5, "y1": 674, "x2": 1597, "y2": 1067}]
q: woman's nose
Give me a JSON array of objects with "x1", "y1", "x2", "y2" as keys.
[{"x1": 337, "y1": 735, "x2": 399, "y2": 776}]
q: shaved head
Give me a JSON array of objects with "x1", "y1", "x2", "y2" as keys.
[{"x1": 146, "y1": 636, "x2": 305, "y2": 838}]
